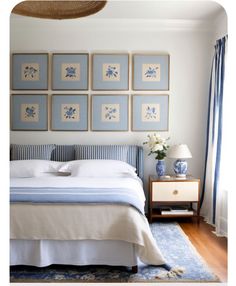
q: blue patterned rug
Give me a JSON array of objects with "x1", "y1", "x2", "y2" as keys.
[{"x1": 10, "y1": 222, "x2": 219, "y2": 282}]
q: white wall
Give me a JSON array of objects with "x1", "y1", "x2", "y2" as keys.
[
  {"x1": 212, "y1": 8, "x2": 228, "y2": 41},
  {"x1": 10, "y1": 16, "x2": 222, "y2": 203}
]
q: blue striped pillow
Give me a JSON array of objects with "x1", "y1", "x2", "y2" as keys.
[
  {"x1": 74, "y1": 145, "x2": 129, "y2": 162},
  {"x1": 51, "y1": 145, "x2": 75, "y2": 162},
  {"x1": 10, "y1": 144, "x2": 56, "y2": 160}
]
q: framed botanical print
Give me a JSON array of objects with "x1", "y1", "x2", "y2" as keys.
[
  {"x1": 52, "y1": 53, "x2": 89, "y2": 90},
  {"x1": 11, "y1": 53, "x2": 48, "y2": 90},
  {"x1": 51, "y1": 94, "x2": 88, "y2": 131},
  {"x1": 132, "y1": 54, "x2": 169, "y2": 90},
  {"x1": 11, "y1": 94, "x2": 48, "y2": 130},
  {"x1": 132, "y1": 94, "x2": 169, "y2": 131},
  {"x1": 92, "y1": 54, "x2": 129, "y2": 90},
  {"x1": 91, "y1": 95, "x2": 129, "y2": 131}
]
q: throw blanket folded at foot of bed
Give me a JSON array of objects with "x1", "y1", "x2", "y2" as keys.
[{"x1": 10, "y1": 203, "x2": 166, "y2": 266}]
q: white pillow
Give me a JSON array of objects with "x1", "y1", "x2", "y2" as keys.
[
  {"x1": 10, "y1": 160, "x2": 63, "y2": 178},
  {"x1": 59, "y1": 160, "x2": 137, "y2": 178}
]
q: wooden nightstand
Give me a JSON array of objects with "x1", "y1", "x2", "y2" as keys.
[{"x1": 148, "y1": 175, "x2": 200, "y2": 222}]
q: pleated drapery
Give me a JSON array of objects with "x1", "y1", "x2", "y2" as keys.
[{"x1": 201, "y1": 36, "x2": 227, "y2": 235}]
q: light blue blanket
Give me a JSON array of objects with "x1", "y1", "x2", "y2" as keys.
[{"x1": 10, "y1": 187, "x2": 144, "y2": 215}]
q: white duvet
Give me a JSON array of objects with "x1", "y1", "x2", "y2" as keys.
[{"x1": 10, "y1": 176, "x2": 166, "y2": 265}]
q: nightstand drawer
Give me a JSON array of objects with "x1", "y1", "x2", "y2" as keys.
[{"x1": 152, "y1": 181, "x2": 199, "y2": 201}]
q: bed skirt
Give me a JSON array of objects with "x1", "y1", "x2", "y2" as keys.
[{"x1": 10, "y1": 239, "x2": 138, "y2": 267}]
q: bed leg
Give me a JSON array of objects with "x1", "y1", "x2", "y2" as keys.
[{"x1": 131, "y1": 265, "x2": 138, "y2": 273}]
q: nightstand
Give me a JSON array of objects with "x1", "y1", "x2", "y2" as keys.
[{"x1": 148, "y1": 175, "x2": 200, "y2": 222}]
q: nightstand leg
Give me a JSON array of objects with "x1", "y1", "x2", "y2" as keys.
[
  {"x1": 197, "y1": 201, "x2": 200, "y2": 224},
  {"x1": 149, "y1": 208, "x2": 152, "y2": 223}
]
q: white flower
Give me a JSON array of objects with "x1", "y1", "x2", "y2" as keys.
[
  {"x1": 158, "y1": 138, "x2": 165, "y2": 144},
  {"x1": 155, "y1": 133, "x2": 161, "y2": 139},
  {"x1": 152, "y1": 144, "x2": 163, "y2": 152},
  {"x1": 150, "y1": 134, "x2": 157, "y2": 141},
  {"x1": 148, "y1": 142, "x2": 155, "y2": 149},
  {"x1": 148, "y1": 135, "x2": 156, "y2": 148},
  {"x1": 144, "y1": 133, "x2": 169, "y2": 160}
]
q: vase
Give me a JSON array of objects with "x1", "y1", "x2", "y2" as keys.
[{"x1": 156, "y1": 160, "x2": 166, "y2": 177}]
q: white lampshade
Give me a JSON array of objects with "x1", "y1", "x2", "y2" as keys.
[{"x1": 167, "y1": 144, "x2": 192, "y2": 159}]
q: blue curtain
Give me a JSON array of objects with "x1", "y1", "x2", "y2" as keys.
[{"x1": 201, "y1": 36, "x2": 227, "y2": 224}]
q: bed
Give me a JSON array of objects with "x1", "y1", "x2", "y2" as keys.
[{"x1": 10, "y1": 144, "x2": 166, "y2": 272}]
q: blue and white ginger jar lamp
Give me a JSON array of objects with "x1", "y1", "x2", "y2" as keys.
[{"x1": 167, "y1": 144, "x2": 192, "y2": 178}]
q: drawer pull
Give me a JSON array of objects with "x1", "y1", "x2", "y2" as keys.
[{"x1": 173, "y1": 190, "x2": 178, "y2": 195}]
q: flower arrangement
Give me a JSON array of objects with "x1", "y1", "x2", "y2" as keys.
[{"x1": 143, "y1": 133, "x2": 170, "y2": 160}]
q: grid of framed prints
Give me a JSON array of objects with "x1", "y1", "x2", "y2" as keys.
[{"x1": 11, "y1": 52, "x2": 170, "y2": 132}]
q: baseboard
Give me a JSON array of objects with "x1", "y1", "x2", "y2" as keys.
[{"x1": 218, "y1": 216, "x2": 227, "y2": 237}]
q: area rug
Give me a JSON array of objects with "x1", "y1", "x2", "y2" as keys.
[{"x1": 10, "y1": 222, "x2": 219, "y2": 282}]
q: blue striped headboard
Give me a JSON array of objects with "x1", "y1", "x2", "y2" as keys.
[
  {"x1": 10, "y1": 144, "x2": 144, "y2": 180},
  {"x1": 51, "y1": 145, "x2": 144, "y2": 180}
]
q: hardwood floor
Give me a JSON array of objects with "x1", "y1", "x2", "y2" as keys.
[{"x1": 179, "y1": 217, "x2": 228, "y2": 282}]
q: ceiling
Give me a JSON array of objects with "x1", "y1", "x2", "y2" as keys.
[
  {"x1": 11, "y1": 0, "x2": 225, "y2": 22},
  {"x1": 88, "y1": 1, "x2": 225, "y2": 21}
]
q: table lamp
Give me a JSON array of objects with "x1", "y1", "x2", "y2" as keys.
[{"x1": 167, "y1": 144, "x2": 192, "y2": 178}]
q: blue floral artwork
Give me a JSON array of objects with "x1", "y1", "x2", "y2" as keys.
[
  {"x1": 12, "y1": 54, "x2": 48, "y2": 89},
  {"x1": 64, "y1": 106, "x2": 76, "y2": 119},
  {"x1": 20, "y1": 103, "x2": 39, "y2": 123},
  {"x1": 25, "y1": 106, "x2": 36, "y2": 118},
  {"x1": 11, "y1": 94, "x2": 48, "y2": 130},
  {"x1": 22, "y1": 63, "x2": 40, "y2": 81},
  {"x1": 52, "y1": 54, "x2": 88, "y2": 90},
  {"x1": 105, "y1": 65, "x2": 119, "y2": 78},
  {"x1": 61, "y1": 104, "x2": 80, "y2": 122},
  {"x1": 52, "y1": 95, "x2": 87, "y2": 130},
  {"x1": 132, "y1": 95, "x2": 168, "y2": 131},
  {"x1": 102, "y1": 104, "x2": 120, "y2": 122},
  {"x1": 102, "y1": 63, "x2": 120, "y2": 82},
  {"x1": 133, "y1": 55, "x2": 169, "y2": 90},
  {"x1": 93, "y1": 54, "x2": 128, "y2": 90},
  {"x1": 105, "y1": 106, "x2": 117, "y2": 120},
  {"x1": 65, "y1": 67, "x2": 77, "y2": 78},
  {"x1": 141, "y1": 103, "x2": 160, "y2": 122},
  {"x1": 142, "y1": 64, "x2": 160, "y2": 82},
  {"x1": 61, "y1": 63, "x2": 81, "y2": 81},
  {"x1": 23, "y1": 66, "x2": 38, "y2": 79},
  {"x1": 144, "y1": 66, "x2": 159, "y2": 78},
  {"x1": 145, "y1": 106, "x2": 158, "y2": 119},
  {"x1": 92, "y1": 95, "x2": 128, "y2": 130}
]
